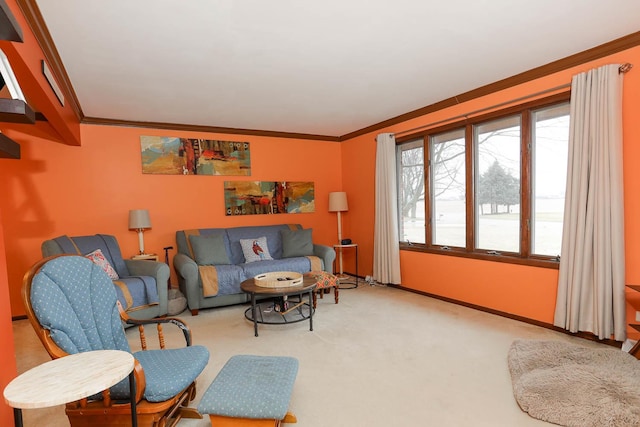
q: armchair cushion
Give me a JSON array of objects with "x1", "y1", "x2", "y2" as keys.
[
  {"x1": 29, "y1": 256, "x2": 132, "y2": 355},
  {"x1": 135, "y1": 346, "x2": 210, "y2": 402},
  {"x1": 189, "y1": 234, "x2": 230, "y2": 265},
  {"x1": 281, "y1": 228, "x2": 314, "y2": 258},
  {"x1": 109, "y1": 346, "x2": 210, "y2": 402},
  {"x1": 85, "y1": 249, "x2": 120, "y2": 280}
]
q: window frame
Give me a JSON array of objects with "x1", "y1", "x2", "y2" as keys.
[{"x1": 396, "y1": 92, "x2": 570, "y2": 269}]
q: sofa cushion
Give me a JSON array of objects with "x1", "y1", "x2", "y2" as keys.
[
  {"x1": 225, "y1": 225, "x2": 293, "y2": 264},
  {"x1": 189, "y1": 234, "x2": 231, "y2": 265},
  {"x1": 281, "y1": 228, "x2": 314, "y2": 258},
  {"x1": 241, "y1": 257, "x2": 313, "y2": 279},
  {"x1": 240, "y1": 236, "x2": 274, "y2": 263},
  {"x1": 85, "y1": 249, "x2": 120, "y2": 280},
  {"x1": 209, "y1": 264, "x2": 246, "y2": 296}
]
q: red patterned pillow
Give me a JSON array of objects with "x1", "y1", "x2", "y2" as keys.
[{"x1": 85, "y1": 249, "x2": 120, "y2": 280}]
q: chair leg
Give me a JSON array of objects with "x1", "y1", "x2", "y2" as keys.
[
  {"x1": 334, "y1": 286, "x2": 339, "y2": 304},
  {"x1": 282, "y1": 411, "x2": 297, "y2": 423}
]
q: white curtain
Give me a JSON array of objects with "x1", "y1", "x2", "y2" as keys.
[
  {"x1": 373, "y1": 132, "x2": 402, "y2": 284},
  {"x1": 554, "y1": 64, "x2": 626, "y2": 341}
]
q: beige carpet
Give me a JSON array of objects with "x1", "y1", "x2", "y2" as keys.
[
  {"x1": 508, "y1": 339, "x2": 640, "y2": 427},
  {"x1": 12, "y1": 282, "x2": 610, "y2": 426}
]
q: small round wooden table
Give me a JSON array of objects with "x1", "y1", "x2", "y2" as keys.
[
  {"x1": 241, "y1": 276, "x2": 317, "y2": 337},
  {"x1": 3, "y1": 350, "x2": 137, "y2": 427}
]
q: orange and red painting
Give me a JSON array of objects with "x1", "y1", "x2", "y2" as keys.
[
  {"x1": 224, "y1": 181, "x2": 315, "y2": 215},
  {"x1": 140, "y1": 136, "x2": 251, "y2": 175}
]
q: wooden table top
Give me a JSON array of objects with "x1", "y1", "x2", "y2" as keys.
[
  {"x1": 241, "y1": 275, "x2": 317, "y2": 296},
  {"x1": 4, "y1": 350, "x2": 134, "y2": 409}
]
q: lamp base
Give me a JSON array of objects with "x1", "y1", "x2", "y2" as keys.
[{"x1": 137, "y1": 230, "x2": 146, "y2": 255}]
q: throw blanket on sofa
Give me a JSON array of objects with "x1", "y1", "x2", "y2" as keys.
[
  {"x1": 306, "y1": 256, "x2": 322, "y2": 272},
  {"x1": 183, "y1": 229, "x2": 220, "y2": 297},
  {"x1": 199, "y1": 266, "x2": 220, "y2": 297}
]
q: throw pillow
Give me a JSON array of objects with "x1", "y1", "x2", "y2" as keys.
[
  {"x1": 240, "y1": 236, "x2": 273, "y2": 263},
  {"x1": 281, "y1": 228, "x2": 314, "y2": 258},
  {"x1": 85, "y1": 248, "x2": 119, "y2": 280},
  {"x1": 188, "y1": 234, "x2": 231, "y2": 265}
]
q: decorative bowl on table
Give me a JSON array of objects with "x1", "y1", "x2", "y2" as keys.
[{"x1": 254, "y1": 271, "x2": 303, "y2": 288}]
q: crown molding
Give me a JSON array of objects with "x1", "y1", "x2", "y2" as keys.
[
  {"x1": 340, "y1": 31, "x2": 640, "y2": 141},
  {"x1": 81, "y1": 116, "x2": 341, "y2": 142}
]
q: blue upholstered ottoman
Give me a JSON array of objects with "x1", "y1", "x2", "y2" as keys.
[{"x1": 198, "y1": 355, "x2": 299, "y2": 426}]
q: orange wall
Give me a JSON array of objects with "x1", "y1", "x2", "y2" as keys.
[
  {"x1": 0, "y1": 208, "x2": 17, "y2": 425},
  {"x1": 341, "y1": 45, "x2": 640, "y2": 337},
  {"x1": 0, "y1": 125, "x2": 342, "y2": 317}
]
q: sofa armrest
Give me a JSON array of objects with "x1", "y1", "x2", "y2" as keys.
[
  {"x1": 313, "y1": 244, "x2": 336, "y2": 273},
  {"x1": 174, "y1": 253, "x2": 201, "y2": 311},
  {"x1": 124, "y1": 259, "x2": 170, "y2": 315}
]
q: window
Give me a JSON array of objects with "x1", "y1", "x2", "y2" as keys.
[
  {"x1": 396, "y1": 95, "x2": 570, "y2": 266},
  {"x1": 531, "y1": 103, "x2": 570, "y2": 257},
  {"x1": 397, "y1": 139, "x2": 425, "y2": 244},
  {"x1": 475, "y1": 115, "x2": 521, "y2": 253},
  {"x1": 430, "y1": 129, "x2": 466, "y2": 247}
]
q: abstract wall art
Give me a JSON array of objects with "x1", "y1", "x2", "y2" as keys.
[
  {"x1": 224, "y1": 181, "x2": 315, "y2": 215},
  {"x1": 140, "y1": 136, "x2": 251, "y2": 175}
]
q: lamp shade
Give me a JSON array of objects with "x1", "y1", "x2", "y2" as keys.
[
  {"x1": 328, "y1": 192, "x2": 348, "y2": 212},
  {"x1": 128, "y1": 209, "x2": 151, "y2": 230}
]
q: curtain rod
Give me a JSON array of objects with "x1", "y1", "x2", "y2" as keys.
[{"x1": 394, "y1": 62, "x2": 632, "y2": 138}]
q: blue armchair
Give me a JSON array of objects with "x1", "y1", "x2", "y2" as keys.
[
  {"x1": 22, "y1": 254, "x2": 210, "y2": 426},
  {"x1": 41, "y1": 234, "x2": 169, "y2": 319}
]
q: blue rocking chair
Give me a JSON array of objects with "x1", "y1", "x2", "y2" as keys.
[{"x1": 22, "y1": 254, "x2": 210, "y2": 427}]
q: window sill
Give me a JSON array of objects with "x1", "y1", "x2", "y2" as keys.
[{"x1": 399, "y1": 243, "x2": 560, "y2": 269}]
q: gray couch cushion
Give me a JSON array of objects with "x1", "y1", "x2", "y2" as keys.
[
  {"x1": 189, "y1": 234, "x2": 231, "y2": 265},
  {"x1": 281, "y1": 228, "x2": 314, "y2": 258}
]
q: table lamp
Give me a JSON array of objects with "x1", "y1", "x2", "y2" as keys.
[
  {"x1": 128, "y1": 209, "x2": 151, "y2": 255},
  {"x1": 328, "y1": 192, "x2": 348, "y2": 243}
]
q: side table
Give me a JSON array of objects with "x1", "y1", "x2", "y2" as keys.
[
  {"x1": 131, "y1": 253, "x2": 159, "y2": 261},
  {"x1": 3, "y1": 350, "x2": 137, "y2": 427},
  {"x1": 333, "y1": 243, "x2": 358, "y2": 289}
]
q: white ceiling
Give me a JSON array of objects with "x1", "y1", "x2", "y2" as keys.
[{"x1": 34, "y1": 0, "x2": 640, "y2": 138}]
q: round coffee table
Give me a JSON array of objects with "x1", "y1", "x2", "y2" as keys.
[{"x1": 241, "y1": 276, "x2": 317, "y2": 337}]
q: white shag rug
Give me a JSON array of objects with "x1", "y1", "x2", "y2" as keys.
[{"x1": 508, "y1": 339, "x2": 640, "y2": 427}]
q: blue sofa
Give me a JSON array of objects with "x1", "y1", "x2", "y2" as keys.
[
  {"x1": 174, "y1": 224, "x2": 336, "y2": 315},
  {"x1": 41, "y1": 234, "x2": 169, "y2": 319}
]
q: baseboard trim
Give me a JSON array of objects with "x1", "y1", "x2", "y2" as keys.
[{"x1": 388, "y1": 284, "x2": 621, "y2": 348}]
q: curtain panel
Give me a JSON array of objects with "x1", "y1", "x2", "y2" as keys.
[
  {"x1": 554, "y1": 64, "x2": 626, "y2": 341},
  {"x1": 373, "y1": 133, "x2": 402, "y2": 285}
]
